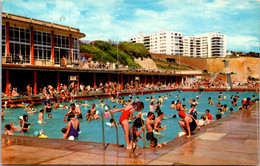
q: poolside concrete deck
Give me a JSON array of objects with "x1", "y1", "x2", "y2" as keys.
[{"x1": 2, "y1": 103, "x2": 259, "y2": 165}]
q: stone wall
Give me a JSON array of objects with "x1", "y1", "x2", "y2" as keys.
[{"x1": 151, "y1": 53, "x2": 208, "y2": 70}]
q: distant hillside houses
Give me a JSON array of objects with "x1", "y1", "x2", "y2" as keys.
[
  {"x1": 226, "y1": 51, "x2": 259, "y2": 57},
  {"x1": 130, "y1": 30, "x2": 227, "y2": 58}
]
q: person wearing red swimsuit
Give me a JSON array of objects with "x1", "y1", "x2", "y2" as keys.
[{"x1": 111, "y1": 101, "x2": 144, "y2": 149}]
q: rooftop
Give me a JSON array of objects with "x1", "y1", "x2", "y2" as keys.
[{"x1": 2, "y1": 12, "x2": 85, "y2": 38}]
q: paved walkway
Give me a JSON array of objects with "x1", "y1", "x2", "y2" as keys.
[{"x1": 2, "y1": 103, "x2": 259, "y2": 165}]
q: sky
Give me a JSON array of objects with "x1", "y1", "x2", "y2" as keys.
[{"x1": 2, "y1": 0, "x2": 260, "y2": 52}]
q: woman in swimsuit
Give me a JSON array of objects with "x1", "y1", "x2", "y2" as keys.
[
  {"x1": 64, "y1": 113, "x2": 80, "y2": 138},
  {"x1": 110, "y1": 101, "x2": 144, "y2": 149},
  {"x1": 22, "y1": 114, "x2": 34, "y2": 132},
  {"x1": 178, "y1": 110, "x2": 200, "y2": 137},
  {"x1": 44, "y1": 102, "x2": 53, "y2": 113},
  {"x1": 149, "y1": 101, "x2": 155, "y2": 112},
  {"x1": 188, "y1": 104, "x2": 198, "y2": 119}
]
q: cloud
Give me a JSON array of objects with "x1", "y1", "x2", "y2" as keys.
[
  {"x1": 2, "y1": 0, "x2": 259, "y2": 52},
  {"x1": 227, "y1": 35, "x2": 259, "y2": 51}
]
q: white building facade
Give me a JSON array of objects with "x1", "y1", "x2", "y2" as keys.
[
  {"x1": 130, "y1": 30, "x2": 183, "y2": 55},
  {"x1": 130, "y1": 31, "x2": 226, "y2": 58}
]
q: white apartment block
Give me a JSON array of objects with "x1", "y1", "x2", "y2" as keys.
[
  {"x1": 194, "y1": 32, "x2": 226, "y2": 57},
  {"x1": 130, "y1": 31, "x2": 226, "y2": 58},
  {"x1": 130, "y1": 30, "x2": 183, "y2": 55}
]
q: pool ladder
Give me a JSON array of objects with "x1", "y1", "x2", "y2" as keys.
[{"x1": 102, "y1": 104, "x2": 145, "y2": 152}]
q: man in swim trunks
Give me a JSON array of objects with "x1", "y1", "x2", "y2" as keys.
[
  {"x1": 64, "y1": 103, "x2": 82, "y2": 121},
  {"x1": 145, "y1": 112, "x2": 156, "y2": 146}
]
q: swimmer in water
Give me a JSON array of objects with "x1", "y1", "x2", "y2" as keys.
[
  {"x1": 170, "y1": 101, "x2": 176, "y2": 109},
  {"x1": 5, "y1": 124, "x2": 14, "y2": 135},
  {"x1": 84, "y1": 110, "x2": 92, "y2": 121},
  {"x1": 216, "y1": 102, "x2": 221, "y2": 107},
  {"x1": 154, "y1": 112, "x2": 168, "y2": 133},
  {"x1": 47, "y1": 113, "x2": 53, "y2": 119},
  {"x1": 135, "y1": 97, "x2": 139, "y2": 101},
  {"x1": 208, "y1": 97, "x2": 214, "y2": 105},
  {"x1": 218, "y1": 108, "x2": 224, "y2": 114},
  {"x1": 38, "y1": 109, "x2": 46, "y2": 123},
  {"x1": 182, "y1": 104, "x2": 187, "y2": 111}
]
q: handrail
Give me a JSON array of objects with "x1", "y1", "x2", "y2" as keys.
[
  {"x1": 101, "y1": 105, "x2": 105, "y2": 150},
  {"x1": 106, "y1": 104, "x2": 119, "y2": 146},
  {"x1": 140, "y1": 113, "x2": 146, "y2": 148}
]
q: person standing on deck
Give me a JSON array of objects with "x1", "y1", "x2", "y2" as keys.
[
  {"x1": 110, "y1": 101, "x2": 144, "y2": 149},
  {"x1": 26, "y1": 84, "x2": 32, "y2": 100},
  {"x1": 8, "y1": 83, "x2": 12, "y2": 101}
]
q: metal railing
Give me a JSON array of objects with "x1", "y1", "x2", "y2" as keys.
[{"x1": 2, "y1": 55, "x2": 30, "y2": 64}]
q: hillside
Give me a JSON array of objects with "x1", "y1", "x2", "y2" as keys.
[
  {"x1": 80, "y1": 41, "x2": 198, "y2": 71},
  {"x1": 80, "y1": 41, "x2": 151, "y2": 68}
]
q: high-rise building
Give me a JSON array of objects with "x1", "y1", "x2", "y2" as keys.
[
  {"x1": 130, "y1": 30, "x2": 183, "y2": 55},
  {"x1": 130, "y1": 30, "x2": 226, "y2": 58},
  {"x1": 194, "y1": 32, "x2": 226, "y2": 57}
]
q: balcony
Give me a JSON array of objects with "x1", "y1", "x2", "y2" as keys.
[{"x1": 2, "y1": 55, "x2": 30, "y2": 65}]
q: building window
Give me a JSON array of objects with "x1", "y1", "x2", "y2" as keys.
[
  {"x1": 34, "y1": 46, "x2": 52, "y2": 60},
  {"x1": 2, "y1": 25, "x2": 6, "y2": 41},
  {"x1": 2, "y1": 41, "x2": 5, "y2": 57}
]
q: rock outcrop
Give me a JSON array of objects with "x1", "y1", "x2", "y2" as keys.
[{"x1": 134, "y1": 57, "x2": 158, "y2": 70}]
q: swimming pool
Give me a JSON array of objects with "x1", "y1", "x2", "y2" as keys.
[{"x1": 1, "y1": 91, "x2": 256, "y2": 147}]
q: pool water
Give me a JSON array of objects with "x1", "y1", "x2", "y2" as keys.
[{"x1": 1, "y1": 91, "x2": 256, "y2": 147}]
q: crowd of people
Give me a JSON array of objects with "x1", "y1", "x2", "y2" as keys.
[{"x1": 3, "y1": 78, "x2": 258, "y2": 105}]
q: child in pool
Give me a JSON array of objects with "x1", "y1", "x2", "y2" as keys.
[
  {"x1": 109, "y1": 118, "x2": 120, "y2": 126},
  {"x1": 218, "y1": 108, "x2": 224, "y2": 114},
  {"x1": 38, "y1": 109, "x2": 46, "y2": 123},
  {"x1": 9, "y1": 123, "x2": 18, "y2": 131},
  {"x1": 84, "y1": 110, "x2": 92, "y2": 121},
  {"x1": 110, "y1": 118, "x2": 116, "y2": 126},
  {"x1": 61, "y1": 127, "x2": 68, "y2": 138},
  {"x1": 5, "y1": 124, "x2": 14, "y2": 135},
  {"x1": 150, "y1": 137, "x2": 167, "y2": 148},
  {"x1": 208, "y1": 97, "x2": 214, "y2": 105},
  {"x1": 129, "y1": 118, "x2": 145, "y2": 150},
  {"x1": 104, "y1": 108, "x2": 110, "y2": 118},
  {"x1": 48, "y1": 113, "x2": 53, "y2": 119},
  {"x1": 93, "y1": 113, "x2": 102, "y2": 120},
  {"x1": 216, "y1": 102, "x2": 221, "y2": 107},
  {"x1": 230, "y1": 108, "x2": 233, "y2": 113}
]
